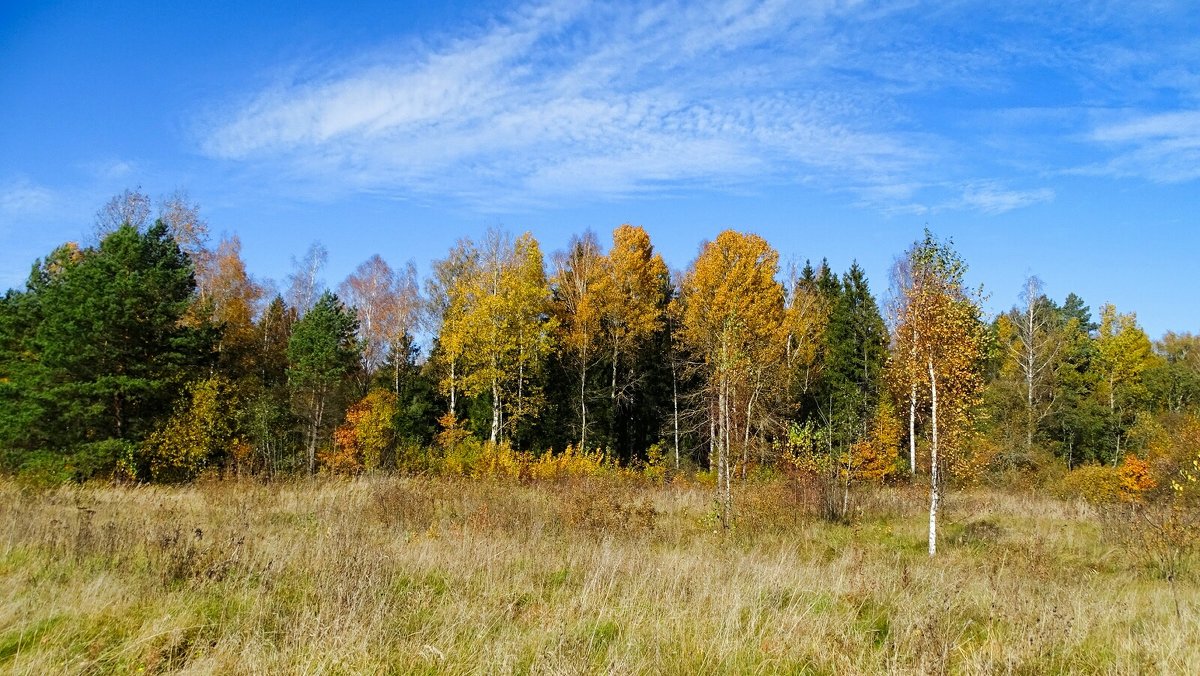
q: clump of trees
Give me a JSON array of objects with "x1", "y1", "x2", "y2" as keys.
[{"x1": 3, "y1": 189, "x2": 1200, "y2": 556}]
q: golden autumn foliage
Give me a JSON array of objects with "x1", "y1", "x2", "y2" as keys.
[
  {"x1": 550, "y1": 231, "x2": 606, "y2": 448},
  {"x1": 323, "y1": 389, "x2": 399, "y2": 475},
  {"x1": 598, "y1": 225, "x2": 669, "y2": 390},
  {"x1": 853, "y1": 397, "x2": 905, "y2": 482},
  {"x1": 436, "y1": 229, "x2": 556, "y2": 443},
  {"x1": 783, "y1": 398, "x2": 902, "y2": 486},
  {"x1": 435, "y1": 411, "x2": 472, "y2": 451},
  {"x1": 1058, "y1": 454, "x2": 1157, "y2": 504},
  {"x1": 141, "y1": 376, "x2": 242, "y2": 482},
  {"x1": 785, "y1": 272, "x2": 830, "y2": 396},
  {"x1": 681, "y1": 230, "x2": 786, "y2": 525},
  {"x1": 1118, "y1": 454, "x2": 1156, "y2": 502}
]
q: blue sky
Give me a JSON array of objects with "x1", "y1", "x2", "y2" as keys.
[{"x1": 2, "y1": 0, "x2": 1197, "y2": 336}]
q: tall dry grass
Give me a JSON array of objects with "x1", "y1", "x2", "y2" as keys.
[{"x1": 0, "y1": 476, "x2": 1196, "y2": 673}]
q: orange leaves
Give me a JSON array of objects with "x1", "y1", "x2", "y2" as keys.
[
  {"x1": 1117, "y1": 454, "x2": 1156, "y2": 502},
  {"x1": 599, "y1": 224, "x2": 669, "y2": 361},
  {"x1": 323, "y1": 389, "x2": 399, "y2": 474},
  {"x1": 680, "y1": 230, "x2": 786, "y2": 377},
  {"x1": 205, "y1": 236, "x2": 264, "y2": 348},
  {"x1": 1058, "y1": 454, "x2": 1157, "y2": 504}
]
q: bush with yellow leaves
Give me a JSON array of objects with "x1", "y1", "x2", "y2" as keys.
[
  {"x1": 321, "y1": 389, "x2": 399, "y2": 475},
  {"x1": 141, "y1": 376, "x2": 242, "y2": 482},
  {"x1": 1057, "y1": 454, "x2": 1157, "y2": 505}
]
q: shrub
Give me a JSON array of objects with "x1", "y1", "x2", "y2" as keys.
[{"x1": 1057, "y1": 464, "x2": 1122, "y2": 504}]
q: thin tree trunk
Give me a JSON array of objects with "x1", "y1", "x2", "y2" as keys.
[
  {"x1": 928, "y1": 358, "x2": 940, "y2": 557},
  {"x1": 611, "y1": 344, "x2": 619, "y2": 403},
  {"x1": 580, "y1": 360, "x2": 588, "y2": 449},
  {"x1": 490, "y1": 378, "x2": 501, "y2": 444},
  {"x1": 1026, "y1": 301, "x2": 1035, "y2": 455},
  {"x1": 611, "y1": 344, "x2": 620, "y2": 452},
  {"x1": 672, "y1": 361, "x2": 680, "y2": 469},
  {"x1": 724, "y1": 378, "x2": 733, "y2": 527},
  {"x1": 909, "y1": 383, "x2": 917, "y2": 474}
]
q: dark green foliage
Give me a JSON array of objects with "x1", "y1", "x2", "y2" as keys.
[
  {"x1": 288, "y1": 291, "x2": 361, "y2": 473},
  {"x1": 0, "y1": 224, "x2": 213, "y2": 480},
  {"x1": 794, "y1": 262, "x2": 888, "y2": 453},
  {"x1": 375, "y1": 334, "x2": 441, "y2": 448},
  {"x1": 821, "y1": 263, "x2": 888, "y2": 425}
]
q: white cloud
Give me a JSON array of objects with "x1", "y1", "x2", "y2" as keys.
[
  {"x1": 952, "y1": 183, "x2": 1055, "y2": 215},
  {"x1": 196, "y1": 0, "x2": 1200, "y2": 211},
  {"x1": 0, "y1": 178, "x2": 55, "y2": 219},
  {"x1": 868, "y1": 180, "x2": 1056, "y2": 217},
  {"x1": 198, "y1": 0, "x2": 935, "y2": 208},
  {"x1": 1086, "y1": 111, "x2": 1200, "y2": 182}
]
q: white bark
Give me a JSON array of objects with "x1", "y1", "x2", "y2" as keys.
[
  {"x1": 928, "y1": 358, "x2": 940, "y2": 557},
  {"x1": 909, "y1": 382, "x2": 917, "y2": 474}
]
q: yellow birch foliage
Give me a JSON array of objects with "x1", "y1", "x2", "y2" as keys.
[
  {"x1": 680, "y1": 231, "x2": 786, "y2": 382},
  {"x1": 142, "y1": 376, "x2": 241, "y2": 482},
  {"x1": 895, "y1": 236, "x2": 986, "y2": 480},
  {"x1": 785, "y1": 274, "x2": 830, "y2": 395},
  {"x1": 553, "y1": 233, "x2": 605, "y2": 365},
  {"x1": 598, "y1": 225, "x2": 669, "y2": 388},
  {"x1": 324, "y1": 389, "x2": 398, "y2": 474},
  {"x1": 443, "y1": 230, "x2": 556, "y2": 442},
  {"x1": 429, "y1": 240, "x2": 477, "y2": 412},
  {"x1": 551, "y1": 231, "x2": 606, "y2": 445},
  {"x1": 851, "y1": 397, "x2": 904, "y2": 482},
  {"x1": 1095, "y1": 304, "x2": 1155, "y2": 409}
]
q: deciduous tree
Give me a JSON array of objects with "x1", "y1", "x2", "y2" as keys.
[
  {"x1": 340, "y1": 254, "x2": 421, "y2": 383},
  {"x1": 598, "y1": 225, "x2": 669, "y2": 442},
  {"x1": 893, "y1": 230, "x2": 985, "y2": 556},
  {"x1": 551, "y1": 231, "x2": 606, "y2": 449},
  {"x1": 1095, "y1": 304, "x2": 1155, "y2": 461},
  {"x1": 680, "y1": 230, "x2": 786, "y2": 527}
]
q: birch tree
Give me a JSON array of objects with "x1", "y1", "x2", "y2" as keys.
[
  {"x1": 894, "y1": 231, "x2": 985, "y2": 556},
  {"x1": 427, "y1": 240, "x2": 477, "y2": 418},
  {"x1": 1008, "y1": 274, "x2": 1065, "y2": 453},
  {"x1": 886, "y1": 254, "x2": 925, "y2": 475},
  {"x1": 598, "y1": 225, "x2": 669, "y2": 429},
  {"x1": 437, "y1": 229, "x2": 555, "y2": 445},
  {"x1": 340, "y1": 254, "x2": 421, "y2": 385},
  {"x1": 680, "y1": 231, "x2": 785, "y2": 527},
  {"x1": 286, "y1": 242, "x2": 328, "y2": 318},
  {"x1": 1095, "y1": 304, "x2": 1154, "y2": 462},
  {"x1": 551, "y1": 231, "x2": 605, "y2": 449}
]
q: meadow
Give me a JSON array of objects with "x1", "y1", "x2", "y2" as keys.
[{"x1": 1, "y1": 475, "x2": 1197, "y2": 674}]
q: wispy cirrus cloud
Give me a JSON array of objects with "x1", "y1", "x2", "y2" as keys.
[
  {"x1": 196, "y1": 0, "x2": 1197, "y2": 212},
  {"x1": 197, "y1": 0, "x2": 936, "y2": 208},
  {"x1": 1084, "y1": 110, "x2": 1200, "y2": 183},
  {"x1": 0, "y1": 178, "x2": 55, "y2": 219}
]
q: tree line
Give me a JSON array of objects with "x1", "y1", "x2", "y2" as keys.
[{"x1": 2, "y1": 191, "x2": 1198, "y2": 537}]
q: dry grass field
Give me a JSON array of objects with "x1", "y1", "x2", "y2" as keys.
[{"x1": 1, "y1": 476, "x2": 1197, "y2": 674}]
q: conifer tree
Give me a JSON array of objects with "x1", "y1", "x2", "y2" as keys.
[{"x1": 288, "y1": 291, "x2": 360, "y2": 474}]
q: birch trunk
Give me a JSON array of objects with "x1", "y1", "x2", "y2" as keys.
[
  {"x1": 909, "y1": 383, "x2": 917, "y2": 474},
  {"x1": 490, "y1": 378, "x2": 501, "y2": 444},
  {"x1": 928, "y1": 358, "x2": 940, "y2": 557}
]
